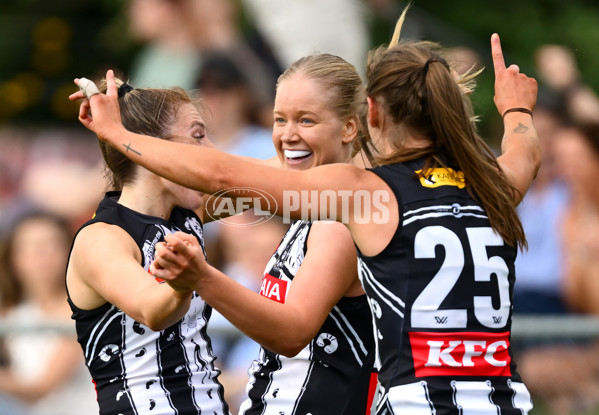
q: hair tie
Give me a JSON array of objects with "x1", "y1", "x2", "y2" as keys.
[
  {"x1": 118, "y1": 83, "x2": 134, "y2": 98},
  {"x1": 423, "y1": 57, "x2": 440, "y2": 75}
]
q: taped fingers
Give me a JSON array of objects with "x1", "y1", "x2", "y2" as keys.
[{"x1": 78, "y1": 77, "x2": 101, "y2": 99}]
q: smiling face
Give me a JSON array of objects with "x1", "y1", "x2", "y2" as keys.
[
  {"x1": 272, "y1": 73, "x2": 356, "y2": 170},
  {"x1": 160, "y1": 103, "x2": 213, "y2": 210}
]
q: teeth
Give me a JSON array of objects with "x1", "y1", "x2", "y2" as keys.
[{"x1": 284, "y1": 150, "x2": 312, "y2": 159}]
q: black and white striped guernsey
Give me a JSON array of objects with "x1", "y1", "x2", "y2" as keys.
[
  {"x1": 358, "y1": 160, "x2": 533, "y2": 415},
  {"x1": 239, "y1": 220, "x2": 376, "y2": 415},
  {"x1": 66, "y1": 192, "x2": 229, "y2": 415}
]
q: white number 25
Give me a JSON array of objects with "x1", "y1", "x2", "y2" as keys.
[{"x1": 411, "y1": 226, "x2": 510, "y2": 329}]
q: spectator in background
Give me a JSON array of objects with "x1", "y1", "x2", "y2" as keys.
[
  {"x1": 554, "y1": 122, "x2": 599, "y2": 314},
  {"x1": 0, "y1": 128, "x2": 104, "y2": 236},
  {"x1": 517, "y1": 122, "x2": 599, "y2": 415},
  {"x1": 535, "y1": 44, "x2": 599, "y2": 125},
  {"x1": 127, "y1": 0, "x2": 203, "y2": 89},
  {"x1": 511, "y1": 43, "x2": 599, "y2": 317},
  {"x1": 127, "y1": 0, "x2": 281, "y2": 98},
  {"x1": 0, "y1": 211, "x2": 97, "y2": 415},
  {"x1": 512, "y1": 92, "x2": 571, "y2": 316},
  {"x1": 194, "y1": 51, "x2": 277, "y2": 158},
  {"x1": 240, "y1": 0, "x2": 371, "y2": 75}
]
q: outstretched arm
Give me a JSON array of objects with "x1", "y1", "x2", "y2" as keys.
[
  {"x1": 150, "y1": 224, "x2": 360, "y2": 357},
  {"x1": 69, "y1": 72, "x2": 381, "y2": 226},
  {"x1": 491, "y1": 33, "x2": 541, "y2": 204}
]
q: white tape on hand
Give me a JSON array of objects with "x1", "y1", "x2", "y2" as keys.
[{"x1": 79, "y1": 78, "x2": 100, "y2": 100}]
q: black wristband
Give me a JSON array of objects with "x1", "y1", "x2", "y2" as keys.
[{"x1": 502, "y1": 107, "x2": 533, "y2": 120}]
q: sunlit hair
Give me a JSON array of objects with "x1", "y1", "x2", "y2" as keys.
[
  {"x1": 97, "y1": 77, "x2": 203, "y2": 190},
  {"x1": 366, "y1": 5, "x2": 527, "y2": 249},
  {"x1": 276, "y1": 53, "x2": 376, "y2": 165}
]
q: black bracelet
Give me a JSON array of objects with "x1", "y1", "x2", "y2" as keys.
[{"x1": 502, "y1": 107, "x2": 533, "y2": 120}]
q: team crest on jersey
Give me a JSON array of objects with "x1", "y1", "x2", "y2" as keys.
[
  {"x1": 142, "y1": 224, "x2": 170, "y2": 271},
  {"x1": 260, "y1": 273, "x2": 288, "y2": 303},
  {"x1": 184, "y1": 217, "x2": 203, "y2": 242},
  {"x1": 416, "y1": 168, "x2": 465, "y2": 189}
]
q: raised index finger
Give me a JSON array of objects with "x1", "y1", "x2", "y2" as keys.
[{"x1": 491, "y1": 33, "x2": 506, "y2": 75}]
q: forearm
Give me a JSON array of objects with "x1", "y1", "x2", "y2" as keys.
[
  {"x1": 498, "y1": 112, "x2": 541, "y2": 202},
  {"x1": 195, "y1": 265, "x2": 314, "y2": 356},
  {"x1": 137, "y1": 286, "x2": 192, "y2": 331},
  {"x1": 102, "y1": 127, "x2": 232, "y2": 194},
  {"x1": 100, "y1": 122, "x2": 367, "y2": 224},
  {"x1": 113, "y1": 276, "x2": 193, "y2": 331},
  {"x1": 501, "y1": 112, "x2": 539, "y2": 160}
]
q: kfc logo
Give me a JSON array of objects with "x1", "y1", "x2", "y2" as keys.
[
  {"x1": 259, "y1": 274, "x2": 289, "y2": 304},
  {"x1": 409, "y1": 331, "x2": 512, "y2": 377}
]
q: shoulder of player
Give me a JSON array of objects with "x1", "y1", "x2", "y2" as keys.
[
  {"x1": 72, "y1": 221, "x2": 138, "y2": 258},
  {"x1": 308, "y1": 221, "x2": 353, "y2": 246}
]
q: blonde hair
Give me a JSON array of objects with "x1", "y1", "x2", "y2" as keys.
[
  {"x1": 277, "y1": 53, "x2": 376, "y2": 164},
  {"x1": 366, "y1": 5, "x2": 526, "y2": 249}
]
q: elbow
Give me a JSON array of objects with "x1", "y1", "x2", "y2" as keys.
[
  {"x1": 275, "y1": 346, "x2": 305, "y2": 359},
  {"x1": 140, "y1": 312, "x2": 182, "y2": 332},
  {"x1": 269, "y1": 334, "x2": 313, "y2": 358},
  {"x1": 205, "y1": 165, "x2": 236, "y2": 195},
  {"x1": 143, "y1": 319, "x2": 170, "y2": 332}
]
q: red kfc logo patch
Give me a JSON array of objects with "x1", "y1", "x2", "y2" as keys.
[{"x1": 409, "y1": 331, "x2": 512, "y2": 377}]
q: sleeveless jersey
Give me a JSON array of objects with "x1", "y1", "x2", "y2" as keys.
[
  {"x1": 239, "y1": 220, "x2": 376, "y2": 415},
  {"x1": 358, "y1": 161, "x2": 533, "y2": 415},
  {"x1": 66, "y1": 192, "x2": 230, "y2": 415}
]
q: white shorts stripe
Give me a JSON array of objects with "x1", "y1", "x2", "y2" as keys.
[
  {"x1": 387, "y1": 381, "x2": 434, "y2": 414},
  {"x1": 508, "y1": 380, "x2": 533, "y2": 414},
  {"x1": 451, "y1": 380, "x2": 498, "y2": 415}
]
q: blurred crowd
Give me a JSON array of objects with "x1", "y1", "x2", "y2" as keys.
[{"x1": 1, "y1": 1, "x2": 599, "y2": 414}]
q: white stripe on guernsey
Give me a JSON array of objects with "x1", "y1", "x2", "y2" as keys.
[
  {"x1": 121, "y1": 321, "x2": 174, "y2": 415},
  {"x1": 329, "y1": 310, "x2": 363, "y2": 366},
  {"x1": 86, "y1": 309, "x2": 124, "y2": 365},
  {"x1": 451, "y1": 380, "x2": 499, "y2": 414},
  {"x1": 183, "y1": 299, "x2": 224, "y2": 414},
  {"x1": 403, "y1": 212, "x2": 488, "y2": 226},
  {"x1": 261, "y1": 350, "x2": 313, "y2": 414},
  {"x1": 84, "y1": 305, "x2": 117, "y2": 360},
  {"x1": 237, "y1": 355, "x2": 261, "y2": 415},
  {"x1": 404, "y1": 204, "x2": 485, "y2": 217},
  {"x1": 332, "y1": 305, "x2": 368, "y2": 356},
  {"x1": 358, "y1": 259, "x2": 405, "y2": 316},
  {"x1": 387, "y1": 381, "x2": 434, "y2": 414},
  {"x1": 508, "y1": 380, "x2": 533, "y2": 414},
  {"x1": 238, "y1": 349, "x2": 268, "y2": 415}
]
